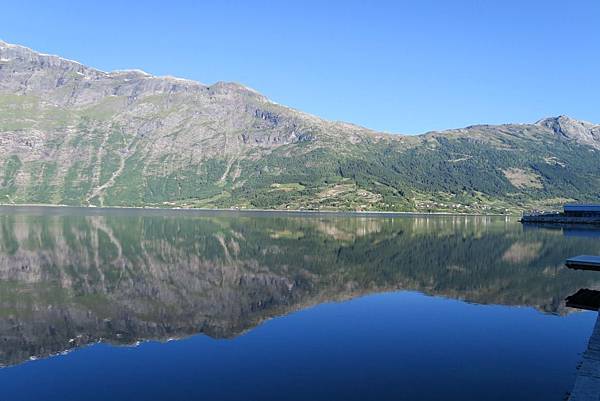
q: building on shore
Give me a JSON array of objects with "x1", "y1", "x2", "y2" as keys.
[
  {"x1": 521, "y1": 204, "x2": 600, "y2": 224},
  {"x1": 563, "y1": 204, "x2": 600, "y2": 217}
]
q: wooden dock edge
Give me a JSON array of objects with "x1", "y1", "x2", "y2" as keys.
[{"x1": 569, "y1": 311, "x2": 600, "y2": 400}]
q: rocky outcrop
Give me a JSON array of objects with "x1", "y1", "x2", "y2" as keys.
[
  {"x1": 536, "y1": 115, "x2": 600, "y2": 149},
  {"x1": 0, "y1": 40, "x2": 202, "y2": 105}
]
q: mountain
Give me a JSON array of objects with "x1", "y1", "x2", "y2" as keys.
[{"x1": 1, "y1": 40, "x2": 599, "y2": 213}]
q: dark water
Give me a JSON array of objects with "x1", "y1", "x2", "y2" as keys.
[{"x1": 0, "y1": 207, "x2": 599, "y2": 400}]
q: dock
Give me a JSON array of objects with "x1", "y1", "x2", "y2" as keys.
[
  {"x1": 520, "y1": 214, "x2": 600, "y2": 225},
  {"x1": 566, "y1": 256, "x2": 600, "y2": 271},
  {"x1": 565, "y1": 252, "x2": 600, "y2": 399},
  {"x1": 521, "y1": 204, "x2": 600, "y2": 225},
  {"x1": 569, "y1": 312, "x2": 600, "y2": 400}
]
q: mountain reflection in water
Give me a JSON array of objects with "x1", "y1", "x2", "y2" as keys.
[{"x1": 0, "y1": 208, "x2": 599, "y2": 368}]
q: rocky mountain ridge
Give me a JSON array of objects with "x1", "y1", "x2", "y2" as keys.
[
  {"x1": 0, "y1": 40, "x2": 599, "y2": 212},
  {"x1": 536, "y1": 115, "x2": 600, "y2": 149}
]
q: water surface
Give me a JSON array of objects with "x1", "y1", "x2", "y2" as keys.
[{"x1": 0, "y1": 208, "x2": 598, "y2": 400}]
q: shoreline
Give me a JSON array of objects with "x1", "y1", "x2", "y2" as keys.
[
  {"x1": 520, "y1": 214, "x2": 600, "y2": 225},
  {"x1": 0, "y1": 203, "x2": 511, "y2": 218}
]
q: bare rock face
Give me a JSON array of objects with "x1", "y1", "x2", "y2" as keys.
[
  {"x1": 0, "y1": 40, "x2": 338, "y2": 150},
  {"x1": 0, "y1": 40, "x2": 203, "y2": 105},
  {"x1": 536, "y1": 115, "x2": 600, "y2": 149}
]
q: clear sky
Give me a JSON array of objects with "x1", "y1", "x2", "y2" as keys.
[{"x1": 1, "y1": 1, "x2": 599, "y2": 134}]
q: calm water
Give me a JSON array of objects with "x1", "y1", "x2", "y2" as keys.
[{"x1": 0, "y1": 207, "x2": 599, "y2": 400}]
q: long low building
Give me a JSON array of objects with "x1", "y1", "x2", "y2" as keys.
[
  {"x1": 564, "y1": 204, "x2": 600, "y2": 216},
  {"x1": 521, "y1": 204, "x2": 600, "y2": 224}
]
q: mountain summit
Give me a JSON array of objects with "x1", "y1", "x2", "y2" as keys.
[
  {"x1": 0, "y1": 41, "x2": 598, "y2": 213},
  {"x1": 536, "y1": 115, "x2": 600, "y2": 148}
]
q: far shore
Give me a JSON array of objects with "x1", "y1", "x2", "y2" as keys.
[{"x1": 0, "y1": 203, "x2": 512, "y2": 218}]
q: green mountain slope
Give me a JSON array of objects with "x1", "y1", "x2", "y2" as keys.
[{"x1": 1, "y1": 40, "x2": 599, "y2": 213}]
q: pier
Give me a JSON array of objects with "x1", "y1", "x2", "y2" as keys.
[
  {"x1": 521, "y1": 204, "x2": 600, "y2": 225},
  {"x1": 569, "y1": 312, "x2": 600, "y2": 400},
  {"x1": 566, "y1": 256, "x2": 600, "y2": 272},
  {"x1": 566, "y1": 259, "x2": 600, "y2": 399}
]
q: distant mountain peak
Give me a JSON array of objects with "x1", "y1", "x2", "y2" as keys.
[
  {"x1": 536, "y1": 115, "x2": 600, "y2": 148},
  {"x1": 535, "y1": 114, "x2": 598, "y2": 128}
]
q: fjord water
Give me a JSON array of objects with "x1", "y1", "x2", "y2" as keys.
[{"x1": 0, "y1": 208, "x2": 598, "y2": 400}]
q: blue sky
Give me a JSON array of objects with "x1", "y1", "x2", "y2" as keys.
[{"x1": 1, "y1": 1, "x2": 599, "y2": 134}]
